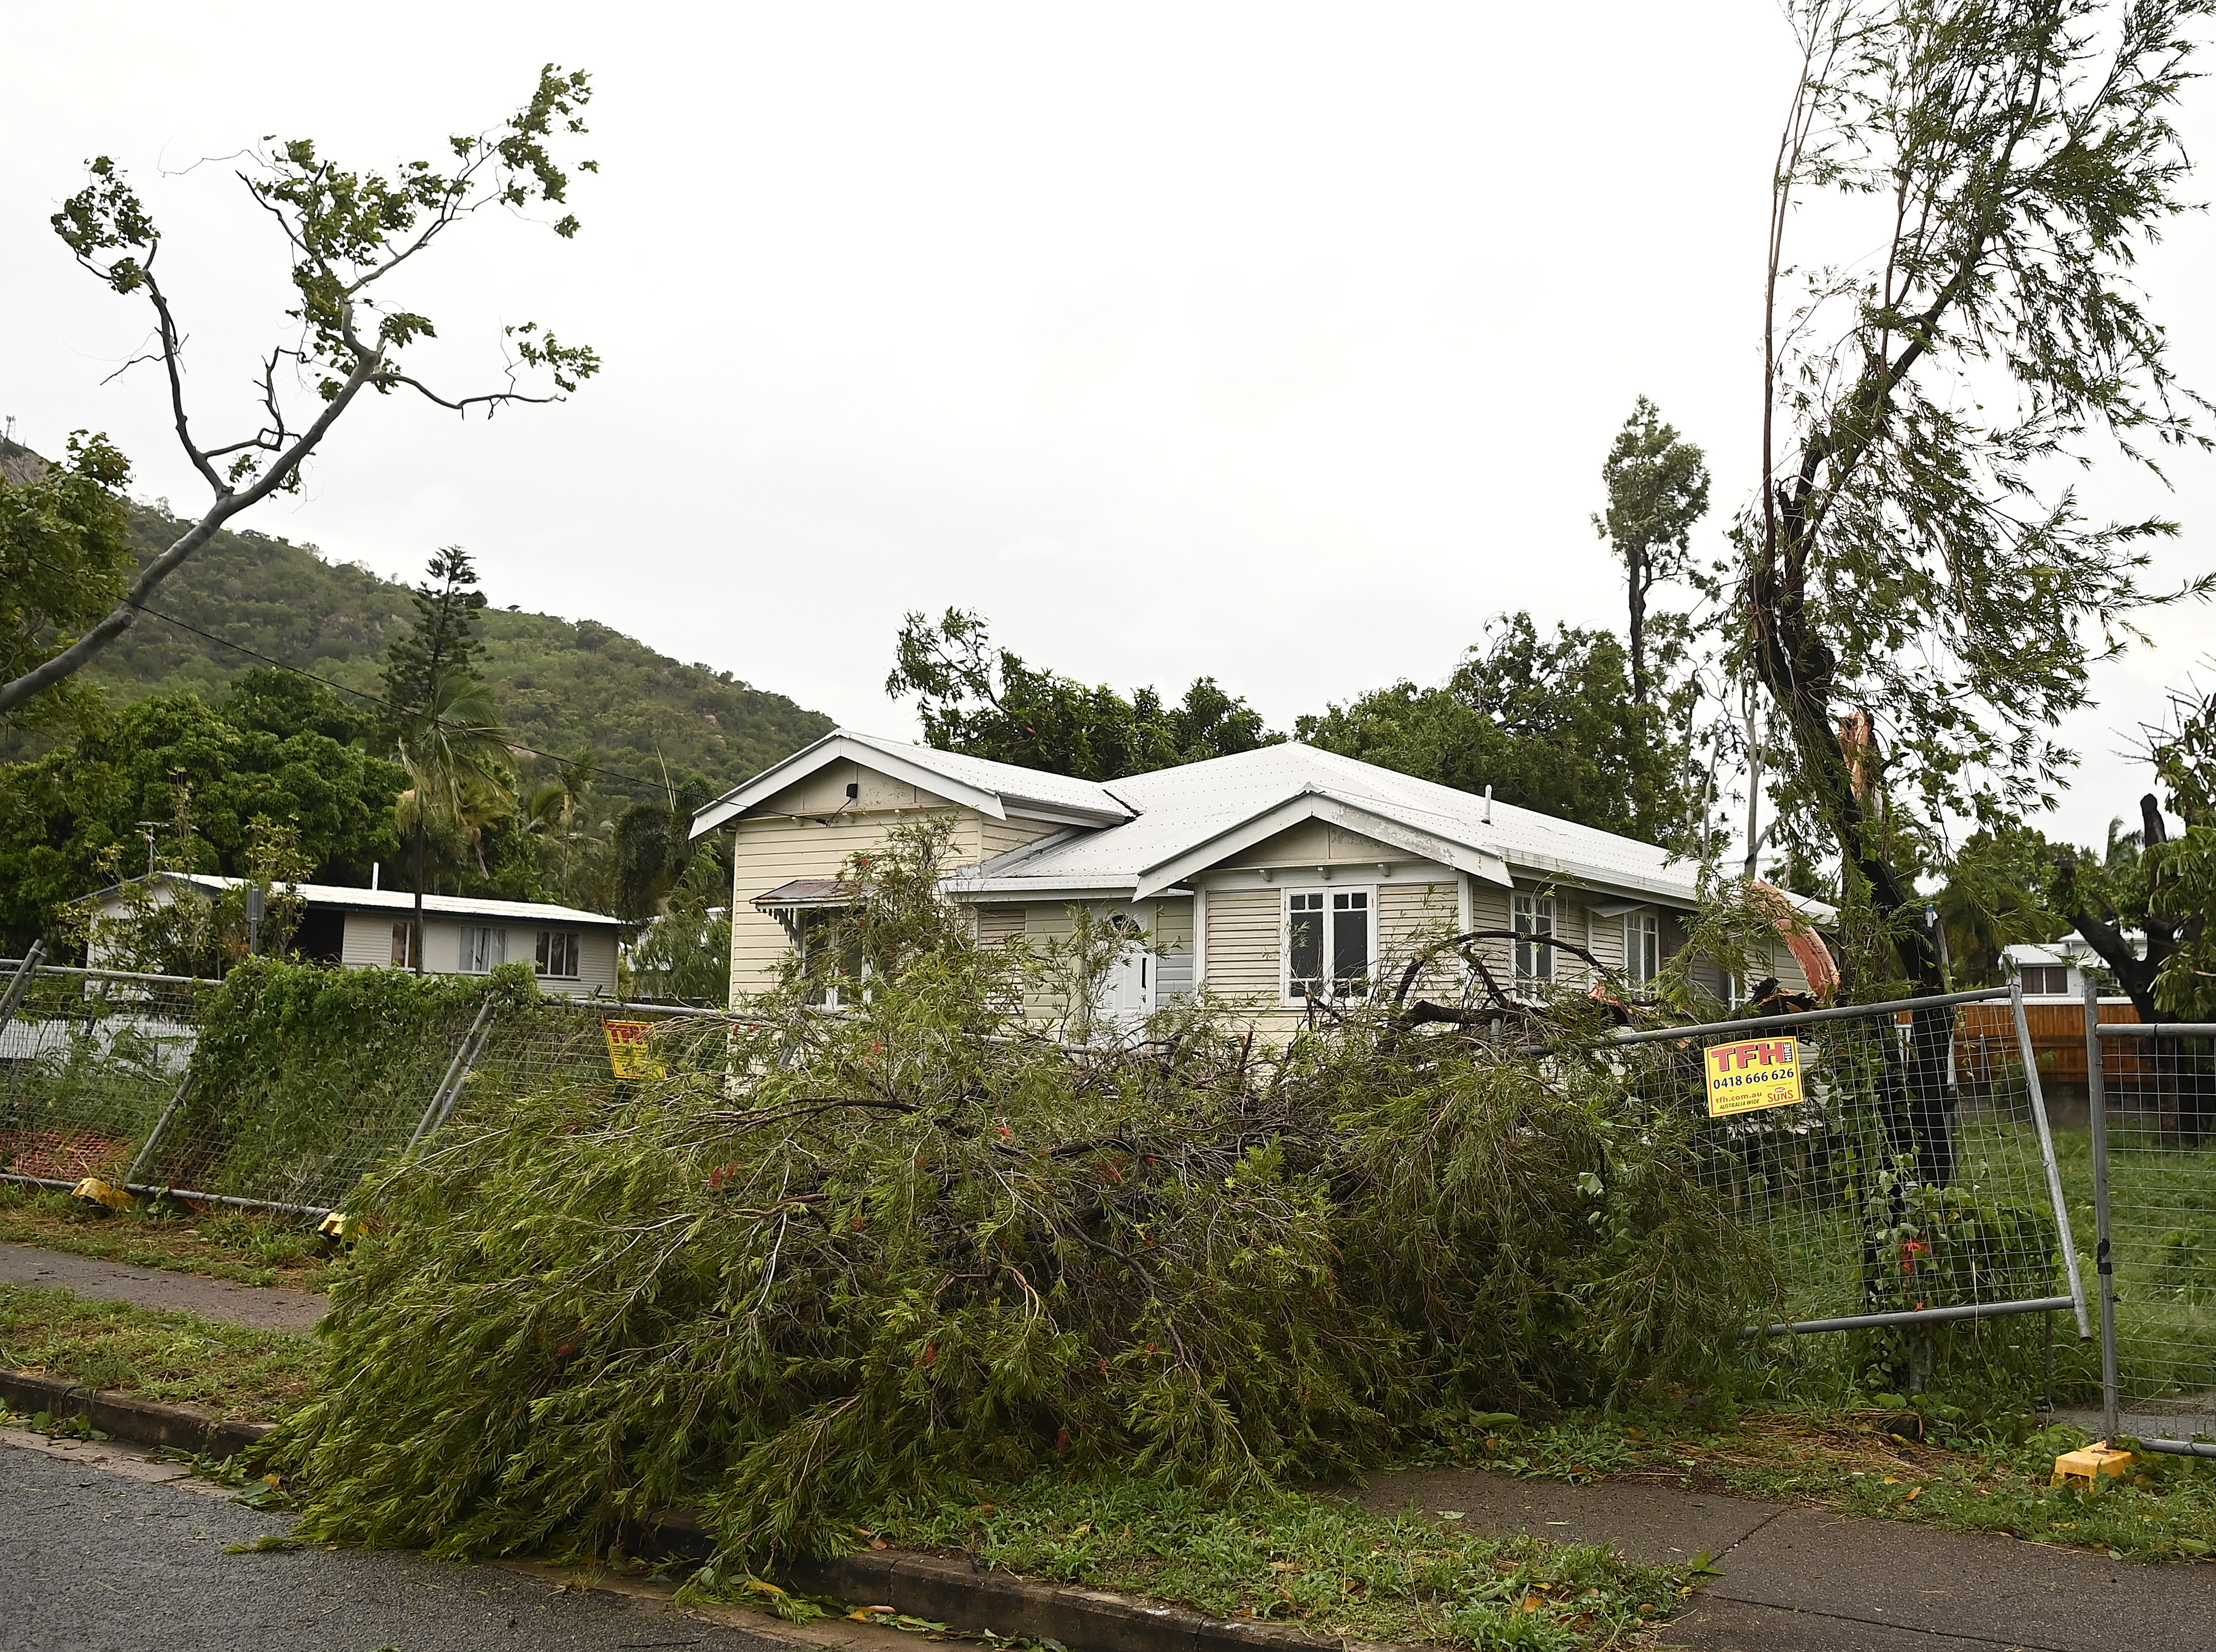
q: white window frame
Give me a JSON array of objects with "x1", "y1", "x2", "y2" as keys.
[
  {"x1": 1282, "y1": 884, "x2": 1377, "y2": 1005},
  {"x1": 795, "y1": 906, "x2": 868, "y2": 1009},
  {"x1": 535, "y1": 929, "x2": 582, "y2": 980},
  {"x1": 1513, "y1": 893, "x2": 1555, "y2": 984},
  {"x1": 458, "y1": 925, "x2": 506, "y2": 975},
  {"x1": 1624, "y1": 910, "x2": 1660, "y2": 986}
]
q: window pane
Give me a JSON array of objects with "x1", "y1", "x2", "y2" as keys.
[
  {"x1": 1331, "y1": 893, "x2": 1369, "y2": 994},
  {"x1": 1288, "y1": 894, "x2": 1323, "y2": 996}
]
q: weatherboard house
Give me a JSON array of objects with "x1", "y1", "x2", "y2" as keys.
[
  {"x1": 80, "y1": 873, "x2": 623, "y2": 998},
  {"x1": 689, "y1": 732, "x2": 1826, "y2": 1027}
]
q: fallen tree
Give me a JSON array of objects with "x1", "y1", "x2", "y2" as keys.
[{"x1": 262, "y1": 826, "x2": 1773, "y2": 1566}]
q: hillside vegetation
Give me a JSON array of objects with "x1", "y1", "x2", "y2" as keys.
[{"x1": 9, "y1": 476, "x2": 830, "y2": 803}]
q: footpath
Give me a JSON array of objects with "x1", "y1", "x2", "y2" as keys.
[{"x1": 5, "y1": 1238, "x2": 2213, "y2": 1652}]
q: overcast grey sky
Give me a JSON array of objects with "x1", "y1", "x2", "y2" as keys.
[{"x1": 5, "y1": 2, "x2": 2210, "y2": 851}]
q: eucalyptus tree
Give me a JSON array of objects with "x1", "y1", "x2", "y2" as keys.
[
  {"x1": 0, "y1": 67, "x2": 600, "y2": 719},
  {"x1": 1742, "y1": 0, "x2": 2214, "y2": 995}
]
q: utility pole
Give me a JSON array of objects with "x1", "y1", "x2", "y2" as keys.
[{"x1": 135, "y1": 820, "x2": 163, "y2": 879}]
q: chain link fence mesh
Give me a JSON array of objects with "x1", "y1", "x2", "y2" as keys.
[
  {"x1": 2090, "y1": 1012, "x2": 2216, "y2": 1447},
  {"x1": 0, "y1": 955, "x2": 742, "y2": 1217},
  {"x1": 0, "y1": 962, "x2": 216, "y2": 1190},
  {"x1": 1599, "y1": 987, "x2": 2082, "y2": 1338}
]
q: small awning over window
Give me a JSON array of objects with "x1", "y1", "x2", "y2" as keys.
[{"x1": 751, "y1": 878, "x2": 857, "y2": 910}]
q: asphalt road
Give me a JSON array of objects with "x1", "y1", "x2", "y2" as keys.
[{"x1": 0, "y1": 1436, "x2": 781, "y2": 1652}]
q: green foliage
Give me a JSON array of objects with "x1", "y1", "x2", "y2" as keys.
[
  {"x1": 0, "y1": 673, "x2": 405, "y2": 954},
  {"x1": 1593, "y1": 396, "x2": 1711, "y2": 707},
  {"x1": 1296, "y1": 614, "x2": 1697, "y2": 845},
  {"x1": 262, "y1": 825, "x2": 1769, "y2": 1568},
  {"x1": 377, "y1": 544, "x2": 489, "y2": 738},
  {"x1": 8, "y1": 69, "x2": 601, "y2": 719},
  {"x1": 626, "y1": 852, "x2": 733, "y2": 1005},
  {"x1": 159, "y1": 957, "x2": 538, "y2": 1205},
  {"x1": 1743, "y1": 0, "x2": 2214, "y2": 994},
  {"x1": 889, "y1": 608, "x2": 1279, "y2": 781},
  {"x1": 0, "y1": 1283, "x2": 316, "y2": 1421},
  {"x1": 0, "y1": 433, "x2": 135, "y2": 734},
  {"x1": 1932, "y1": 822, "x2": 2072, "y2": 986},
  {"x1": 68, "y1": 816, "x2": 316, "y2": 977},
  {"x1": 0, "y1": 499, "x2": 833, "y2": 802},
  {"x1": 850, "y1": 1477, "x2": 1687, "y2": 1651}
]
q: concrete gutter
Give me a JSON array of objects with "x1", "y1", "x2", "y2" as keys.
[
  {"x1": 0, "y1": 1367, "x2": 272, "y2": 1460},
  {"x1": 1, "y1": 1366, "x2": 1403, "y2": 1652}
]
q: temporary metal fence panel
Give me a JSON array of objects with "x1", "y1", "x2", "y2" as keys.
[
  {"x1": 0, "y1": 962, "x2": 217, "y2": 1192},
  {"x1": 1604, "y1": 985, "x2": 2085, "y2": 1341},
  {"x1": 2086, "y1": 983, "x2": 2216, "y2": 1455}
]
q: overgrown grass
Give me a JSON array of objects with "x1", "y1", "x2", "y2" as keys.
[
  {"x1": 737, "y1": 1476, "x2": 1693, "y2": 1652},
  {"x1": 0, "y1": 1182, "x2": 329, "y2": 1290},
  {"x1": 1405, "y1": 1405, "x2": 2216, "y2": 1563},
  {"x1": 0, "y1": 1282, "x2": 316, "y2": 1420}
]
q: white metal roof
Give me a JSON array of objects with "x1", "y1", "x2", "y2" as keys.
[
  {"x1": 945, "y1": 741, "x2": 1711, "y2": 904},
  {"x1": 689, "y1": 731, "x2": 1133, "y2": 834},
  {"x1": 93, "y1": 872, "x2": 620, "y2": 928},
  {"x1": 696, "y1": 730, "x2": 1815, "y2": 914}
]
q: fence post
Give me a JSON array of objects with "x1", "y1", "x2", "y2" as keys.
[
  {"x1": 426, "y1": 1010, "x2": 499, "y2": 1139},
  {"x1": 407, "y1": 999, "x2": 492, "y2": 1157},
  {"x1": 2014, "y1": 980, "x2": 2090, "y2": 1339},
  {"x1": 0, "y1": 940, "x2": 46, "y2": 1037},
  {"x1": 124, "y1": 1075, "x2": 194, "y2": 1188},
  {"x1": 2083, "y1": 973, "x2": 2120, "y2": 1442}
]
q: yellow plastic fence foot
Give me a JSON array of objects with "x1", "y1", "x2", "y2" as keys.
[
  {"x1": 2052, "y1": 1441, "x2": 2134, "y2": 1490},
  {"x1": 70, "y1": 1178, "x2": 133, "y2": 1212},
  {"x1": 317, "y1": 1210, "x2": 355, "y2": 1242}
]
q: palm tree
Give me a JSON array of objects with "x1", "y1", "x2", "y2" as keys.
[{"x1": 393, "y1": 670, "x2": 515, "y2": 974}]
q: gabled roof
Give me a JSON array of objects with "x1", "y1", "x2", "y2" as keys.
[
  {"x1": 689, "y1": 731, "x2": 1134, "y2": 835},
  {"x1": 949, "y1": 742, "x2": 1706, "y2": 905},
  {"x1": 694, "y1": 730, "x2": 1837, "y2": 920},
  {"x1": 88, "y1": 871, "x2": 620, "y2": 928}
]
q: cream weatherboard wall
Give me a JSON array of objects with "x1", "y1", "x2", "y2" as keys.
[{"x1": 722, "y1": 758, "x2": 1062, "y2": 1000}]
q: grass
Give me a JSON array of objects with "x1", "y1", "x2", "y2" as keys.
[
  {"x1": 1404, "y1": 1403, "x2": 2216, "y2": 1564},
  {"x1": 0, "y1": 1281, "x2": 317, "y2": 1421},
  {"x1": 0, "y1": 1182, "x2": 329, "y2": 1291},
  {"x1": 732, "y1": 1476, "x2": 1700, "y2": 1652}
]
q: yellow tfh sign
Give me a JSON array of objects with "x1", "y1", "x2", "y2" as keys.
[
  {"x1": 1704, "y1": 1036, "x2": 1805, "y2": 1116},
  {"x1": 604, "y1": 1020, "x2": 667, "y2": 1081}
]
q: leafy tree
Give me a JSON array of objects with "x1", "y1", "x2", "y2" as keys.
[
  {"x1": 0, "y1": 671, "x2": 404, "y2": 954},
  {"x1": 1593, "y1": 397, "x2": 1711, "y2": 706},
  {"x1": 69, "y1": 816, "x2": 315, "y2": 977},
  {"x1": 2056, "y1": 680, "x2": 2216, "y2": 1022},
  {"x1": 1296, "y1": 615, "x2": 1696, "y2": 844},
  {"x1": 611, "y1": 776, "x2": 717, "y2": 923},
  {"x1": 392, "y1": 672, "x2": 515, "y2": 967},
  {"x1": 0, "y1": 434, "x2": 135, "y2": 734},
  {"x1": 1931, "y1": 822, "x2": 2071, "y2": 986},
  {"x1": 888, "y1": 609, "x2": 1279, "y2": 781},
  {"x1": 626, "y1": 852, "x2": 732, "y2": 1005},
  {"x1": 377, "y1": 546, "x2": 489, "y2": 741},
  {"x1": 1741, "y1": 0, "x2": 2213, "y2": 997},
  {"x1": 0, "y1": 67, "x2": 600, "y2": 718}
]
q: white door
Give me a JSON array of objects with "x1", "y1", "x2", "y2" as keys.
[{"x1": 1102, "y1": 914, "x2": 1154, "y2": 1025}]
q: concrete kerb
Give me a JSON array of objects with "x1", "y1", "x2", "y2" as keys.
[
  {"x1": 0, "y1": 1362, "x2": 1417, "y2": 1652},
  {"x1": 0, "y1": 1365, "x2": 272, "y2": 1459}
]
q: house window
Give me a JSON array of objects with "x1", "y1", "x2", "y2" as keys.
[
  {"x1": 797, "y1": 908, "x2": 865, "y2": 1008},
  {"x1": 459, "y1": 925, "x2": 506, "y2": 974},
  {"x1": 1624, "y1": 911, "x2": 1660, "y2": 986},
  {"x1": 389, "y1": 922, "x2": 420, "y2": 969},
  {"x1": 1513, "y1": 893, "x2": 1555, "y2": 983},
  {"x1": 1287, "y1": 888, "x2": 1372, "y2": 1001},
  {"x1": 2020, "y1": 964, "x2": 2069, "y2": 996},
  {"x1": 536, "y1": 930, "x2": 582, "y2": 979}
]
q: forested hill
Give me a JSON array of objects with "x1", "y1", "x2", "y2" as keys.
[{"x1": 52, "y1": 494, "x2": 835, "y2": 801}]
